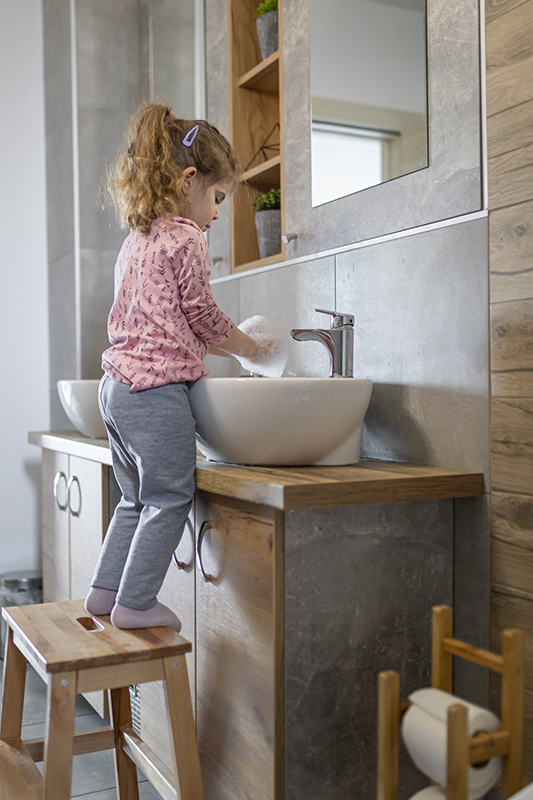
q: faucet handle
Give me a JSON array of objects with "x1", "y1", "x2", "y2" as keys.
[{"x1": 314, "y1": 308, "x2": 354, "y2": 328}]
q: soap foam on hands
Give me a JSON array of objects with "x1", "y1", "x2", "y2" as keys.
[{"x1": 236, "y1": 315, "x2": 289, "y2": 378}]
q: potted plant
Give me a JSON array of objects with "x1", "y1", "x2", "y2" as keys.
[
  {"x1": 255, "y1": 0, "x2": 278, "y2": 61},
  {"x1": 253, "y1": 188, "x2": 281, "y2": 259}
]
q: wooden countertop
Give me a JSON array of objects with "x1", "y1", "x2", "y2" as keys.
[{"x1": 29, "y1": 431, "x2": 485, "y2": 510}]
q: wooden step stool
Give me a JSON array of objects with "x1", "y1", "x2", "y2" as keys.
[{"x1": 0, "y1": 599, "x2": 204, "y2": 800}]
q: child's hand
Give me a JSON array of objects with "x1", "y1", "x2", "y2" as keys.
[{"x1": 235, "y1": 316, "x2": 289, "y2": 377}]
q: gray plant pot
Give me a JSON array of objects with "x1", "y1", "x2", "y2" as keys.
[
  {"x1": 255, "y1": 11, "x2": 279, "y2": 61},
  {"x1": 255, "y1": 208, "x2": 281, "y2": 259}
]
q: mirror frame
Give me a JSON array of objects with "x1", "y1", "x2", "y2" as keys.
[{"x1": 282, "y1": 0, "x2": 482, "y2": 258}]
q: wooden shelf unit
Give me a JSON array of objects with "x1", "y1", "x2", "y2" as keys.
[{"x1": 228, "y1": 0, "x2": 285, "y2": 272}]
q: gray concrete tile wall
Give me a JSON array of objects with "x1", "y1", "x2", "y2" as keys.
[
  {"x1": 337, "y1": 217, "x2": 490, "y2": 475},
  {"x1": 284, "y1": 499, "x2": 454, "y2": 800}
]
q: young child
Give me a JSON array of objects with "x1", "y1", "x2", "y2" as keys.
[{"x1": 85, "y1": 103, "x2": 271, "y2": 631}]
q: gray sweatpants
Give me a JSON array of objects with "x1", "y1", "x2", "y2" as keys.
[{"x1": 92, "y1": 373, "x2": 196, "y2": 610}]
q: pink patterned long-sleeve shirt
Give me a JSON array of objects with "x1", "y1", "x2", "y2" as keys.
[{"x1": 102, "y1": 217, "x2": 233, "y2": 392}]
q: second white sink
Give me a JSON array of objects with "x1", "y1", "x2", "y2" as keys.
[{"x1": 189, "y1": 377, "x2": 373, "y2": 466}]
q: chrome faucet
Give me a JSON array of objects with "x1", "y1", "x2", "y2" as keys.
[{"x1": 291, "y1": 308, "x2": 354, "y2": 377}]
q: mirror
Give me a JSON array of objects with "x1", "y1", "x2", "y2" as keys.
[{"x1": 310, "y1": 0, "x2": 428, "y2": 207}]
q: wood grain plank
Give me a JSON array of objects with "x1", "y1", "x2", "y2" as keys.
[
  {"x1": 491, "y1": 592, "x2": 533, "y2": 689},
  {"x1": 195, "y1": 461, "x2": 484, "y2": 509},
  {"x1": 485, "y1": 0, "x2": 530, "y2": 25},
  {"x1": 4, "y1": 599, "x2": 191, "y2": 673},
  {"x1": 487, "y1": 100, "x2": 533, "y2": 161},
  {"x1": 490, "y1": 679, "x2": 533, "y2": 784},
  {"x1": 491, "y1": 398, "x2": 533, "y2": 494},
  {"x1": 488, "y1": 141, "x2": 533, "y2": 210},
  {"x1": 491, "y1": 536, "x2": 533, "y2": 601},
  {"x1": 487, "y1": 54, "x2": 533, "y2": 117},
  {"x1": 489, "y1": 201, "x2": 533, "y2": 304},
  {"x1": 33, "y1": 434, "x2": 485, "y2": 510},
  {"x1": 486, "y1": 0, "x2": 533, "y2": 68},
  {"x1": 195, "y1": 493, "x2": 276, "y2": 800},
  {"x1": 491, "y1": 299, "x2": 533, "y2": 396},
  {"x1": 492, "y1": 397, "x2": 533, "y2": 443},
  {"x1": 492, "y1": 490, "x2": 533, "y2": 548}
]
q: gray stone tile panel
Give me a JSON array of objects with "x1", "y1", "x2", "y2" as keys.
[
  {"x1": 237, "y1": 257, "x2": 336, "y2": 377},
  {"x1": 79, "y1": 248, "x2": 116, "y2": 379},
  {"x1": 336, "y1": 217, "x2": 490, "y2": 474},
  {"x1": 284, "y1": 500, "x2": 454, "y2": 800},
  {"x1": 42, "y1": 0, "x2": 72, "y2": 134}
]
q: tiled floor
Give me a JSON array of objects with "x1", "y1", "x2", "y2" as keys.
[{"x1": 0, "y1": 661, "x2": 164, "y2": 799}]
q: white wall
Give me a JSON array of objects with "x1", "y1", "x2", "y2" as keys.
[{"x1": 0, "y1": 1, "x2": 49, "y2": 573}]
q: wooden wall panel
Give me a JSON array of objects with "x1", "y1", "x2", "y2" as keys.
[
  {"x1": 490, "y1": 676, "x2": 533, "y2": 784},
  {"x1": 486, "y1": 0, "x2": 533, "y2": 67},
  {"x1": 491, "y1": 299, "x2": 533, "y2": 396},
  {"x1": 491, "y1": 592, "x2": 533, "y2": 687},
  {"x1": 490, "y1": 593, "x2": 533, "y2": 784},
  {"x1": 491, "y1": 398, "x2": 533, "y2": 494},
  {"x1": 488, "y1": 142, "x2": 533, "y2": 210},
  {"x1": 487, "y1": 0, "x2": 533, "y2": 782},
  {"x1": 489, "y1": 201, "x2": 533, "y2": 304},
  {"x1": 485, "y1": 0, "x2": 531, "y2": 25},
  {"x1": 486, "y1": 53, "x2": 533, "y2": 116},
  {"x1": 491, "y1": 538, "x2": 533, "y2": 599},
  {"x1": 487, "y1": 99, "x2": 533, "y2": 160},
  {"x1": 491, "y1": 490, "x2": 533, "y2": 547}
]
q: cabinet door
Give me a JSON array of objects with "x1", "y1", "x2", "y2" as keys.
[
  {"x1": 140, "y1": 513, "x2": 196, "y2": 769},
  {"x1": 42, "y1": 449, "x2": 70, "y2": 602},
  {"x1": 69, "y1": 456, "x2": 108, "y2": 601},
  {"x1": 195, "y1": 492, "x2": 279, "y2": 800}
]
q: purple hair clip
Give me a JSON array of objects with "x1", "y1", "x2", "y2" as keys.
[{"x1": 183, "y1": 125, "x2": 199, "y2": 146}]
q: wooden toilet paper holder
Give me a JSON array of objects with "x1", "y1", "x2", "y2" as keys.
[{"x1": 377, "y1": 604, "x2": 525, "y2": 800}]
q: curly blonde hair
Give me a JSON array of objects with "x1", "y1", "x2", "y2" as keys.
[{"x1": 106, "y1": 103, "x2": 241, "y2": 235}]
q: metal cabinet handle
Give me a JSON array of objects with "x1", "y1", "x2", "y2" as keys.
[
  {"x1": 196, "y1": 520, "x2": 214, "y2": 583},
  {"x1": 53, "y1": 471, "x2": 68, "y2": 511},
  {"x1": 67, "y1": 475, "x2": 82, "y2": 517},
  {"x1": 173, "y1": 518, "x2": 195, "y2": 571}
]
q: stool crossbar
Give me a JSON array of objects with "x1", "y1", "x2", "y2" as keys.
[{"x1": 0, "y1": 599, "x2": 204, "y2": 800}]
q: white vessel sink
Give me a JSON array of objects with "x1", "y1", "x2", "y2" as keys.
[
  {"x1": 57, "y1": 380, "x2": 107, "y2": 439},
  {"x1": 189, "y1": 377, "x2": 373, "y2": 466}
]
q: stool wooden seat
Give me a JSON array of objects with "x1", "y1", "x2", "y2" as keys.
[{"x1": 0, "y1": 599, "x2": 204, "y2": 800}]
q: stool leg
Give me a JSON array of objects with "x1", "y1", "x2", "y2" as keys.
[
  {"x1": 0, "y1": 627, "x2": 27, "y2": 739},
  {"x1": 109, "y1": 686, "x2": 140, "y2": 800},
  {"x1": 43, "y1": 671, "x2": 77, "y2": 800},
  {"x1": 164, "y1": 654, "x2": 204, "y2": 800}
]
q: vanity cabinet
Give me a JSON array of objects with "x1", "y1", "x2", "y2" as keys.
[
  {"x1": 30, "y1": 432, "x2": 485, "y2": 800},
  {"x1": 141, "y1": 492, "x2": 281, "y2": 800},
  {"x1": 40, "y1": 443, "x2": 117, "y2": 716},
  {"x1": 195, "y1": 492, "x2": 280, "y2": 800},
  {"x1": 42, "y1": 449, "x2": 112, "y2": 604}
]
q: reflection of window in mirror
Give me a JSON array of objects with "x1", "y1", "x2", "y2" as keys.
[
  {"x1": 310, "y1": 0, "x2": 428, "y2": 207},
  {"x1": 149, "y1": 0, "x2": 197, "y2": 117}
]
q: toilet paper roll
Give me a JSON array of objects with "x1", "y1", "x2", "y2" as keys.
[
  {"x1": 409, "y1": 787, "x2": 446, "y2": 800},
  {"x1": 401, "y1": 688, "x2": 501, "y2": 800}
]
